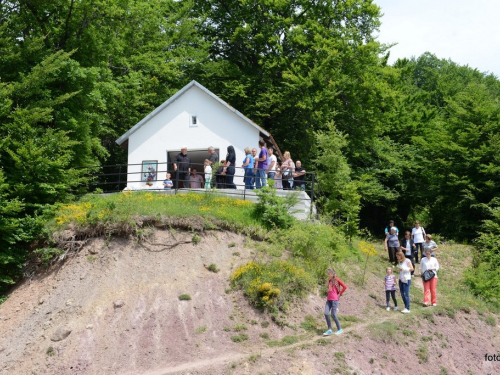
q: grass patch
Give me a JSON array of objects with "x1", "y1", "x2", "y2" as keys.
[
  {"x1": 316, "y1": 338, "x2": 329, "y2": 346},
  {"x1": 267, "y1": 335, "x2": 299, "y2": 347},
  {"x1": 300, "y1": 315, "x2": 319, "y2": 333},
  {"x1": 178, "y1": 294, "x2": 191, "y2": 301},
  {"x1": 485, "y1": 315, "x2": 496, "y2": 326},
  {"x1": 417, "y1": 343, "x2": 428, "y2": 363},
  {"x1": 231, "y1": 333, "x2": 248, "y2": 343},
  {"x1": 233, "y1": 324, "x2": 247, "y2": 332},
  {"x1": 207, "y1": 263, "x2": 219, "y2": 273},
  {"x1": 261, "y1": 321, "x2": 269, "y2": 328},
  {"x1": 223, "y1": 327, "x2": 231, "y2": 332},
  {"x1": 248, "y1": 353, "x2": 261, "y2": 363},
  {"x1": 228, "y1": 242, "x2": 236, "y2": 248},
  {"x1": 86, "y1": 255, "x2": 97, "y2": 262},
  {"x1": 46, "y1": 347, "x2": 55, "y2": 356},
  {"x1": 232, "y1": 251, "x2": 240, "y2": 256},
  {"x1": 259, "y1": 333, "x2": 269, "y2": 339},
  {"x1": 368, "y1": 321, "x2": 398, "y2": 343},
  {"x1": 195, "y1": 326, "x2": 207, "y2": 333},
  {"x1": 192, "y1": 234, "x2": 201, "y2": 244}
]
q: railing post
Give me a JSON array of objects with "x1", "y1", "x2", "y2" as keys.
[
  {"x1": 310, "y1": 173, "x2": 315, "y2": 218},
  {"x1": 175, "y1": 167, "x2": 179, "y2": 194}
]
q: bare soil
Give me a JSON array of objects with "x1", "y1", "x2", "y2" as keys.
[{"x1": 0, "y1": 229, "x2": 499, "y2": 375}]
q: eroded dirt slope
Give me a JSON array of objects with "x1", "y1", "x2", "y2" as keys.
[{"x1": 0, "y1": 229, "x2": 499, "y2": 375}]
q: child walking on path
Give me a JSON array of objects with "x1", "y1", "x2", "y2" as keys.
[
  {"x1": 384, "y1": 267, "x2": 398, "y2": 311},
  {"x1": 323, "y1": 268, "x2": 347, "y2": 336}
]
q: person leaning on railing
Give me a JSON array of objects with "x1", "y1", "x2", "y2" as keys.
[
  {"x1": 293, "y1": 160, "x2": 306, "y2": 190},
  {"x1": 242, "y1": 147, "x2": 255, "y2": 189}
]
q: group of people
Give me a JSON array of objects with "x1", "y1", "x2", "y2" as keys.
[
  {"x1": 163, "y1": 144, "x2": 307, "y2": 190},
  {"x1": 322, "y1": 220, "x2": 441, "y2": 336},
  {"x1": 383, "y1": 220, "x2": 440, "y2": 313}
]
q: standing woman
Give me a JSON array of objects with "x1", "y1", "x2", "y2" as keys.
[
  {"x1": 423, "y1": 234, "x2": 439, "y2": 257},
  {"x1": 241, "y1": 147, "x2": 254, "y2": 189},
  {"x1": 281, "y1": 151, "x2": 294, "y2": 190},
  {"x1": 396, "y1": 251, "x2": 413, "y2": 313},
  {"x1": 224, "y1": 145, "x2": 237, "y2": 189},
  {"x1": 385, "y1": 227, "x2": 400, "y2": 266},
  {"x1": 419, "y1": 248, "x2": 440, "y2": 306},
  {"x1": 411, "y1": 221, "x2": 426, "y2": 263}
]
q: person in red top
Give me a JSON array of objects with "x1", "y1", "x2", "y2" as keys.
[{"x1": 323, "y1": 268, "x2": 347, "y2": 336}]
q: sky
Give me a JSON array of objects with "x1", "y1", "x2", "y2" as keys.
[{"x1": 374, "y1": 0, "x2": 500, "y2": 77}]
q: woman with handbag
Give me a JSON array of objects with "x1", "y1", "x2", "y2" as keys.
[
  {"x1": 419, "y1": 248, "x2": 440, "y2": 306},
  {"x1": 280, "y1": 151, "x2": 294, "y2": 190}
]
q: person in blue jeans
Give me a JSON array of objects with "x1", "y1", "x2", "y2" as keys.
[
  {"x1": 241, "y1": 147, "x2": 254, "y2": 189},
  {"x1": 396, "y1": 251, "x2": 413, "y2": 313},
  {"x1": 255, "y1": 140, "x2": 268, "y2": 189},
  {"x1": 323, "y1": 268, "x2": 347, "y2": 336}
]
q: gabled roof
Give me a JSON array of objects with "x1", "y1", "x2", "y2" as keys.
[{"x1": 115, "y1": 80, "x2": 270, "y2": 146}]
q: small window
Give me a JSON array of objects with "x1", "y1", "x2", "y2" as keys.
[{"x1": 190, "y1": 115, "x2": 197, "y2": 127}]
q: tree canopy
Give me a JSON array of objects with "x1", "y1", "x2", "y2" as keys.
[{"x1": 1, "y1": 0, "x2": 499, "y2": 302}]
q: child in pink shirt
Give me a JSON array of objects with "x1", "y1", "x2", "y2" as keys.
[{"x1": 323, "y1": 268, "x2": 347, "y2": 336}]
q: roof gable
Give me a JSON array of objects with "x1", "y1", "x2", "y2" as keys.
[{"x1": 115, "y1": 80, "x2": 269, "y2": 146}]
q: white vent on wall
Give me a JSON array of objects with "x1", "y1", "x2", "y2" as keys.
[{"x1": 190, "y1": 115, "x2": 197, "y2": 127}]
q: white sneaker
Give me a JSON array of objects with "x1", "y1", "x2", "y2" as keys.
[
  {"x1": 401, "y1": 309, "x2": 410, "y2": 314},
  {"x1": 386, "y1": 307, "x2": 390, "y2": 311},
  {"x1": 394, "y1": 306, "x2": 399, "y2": 311}
]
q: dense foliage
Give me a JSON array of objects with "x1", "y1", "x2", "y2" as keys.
[{"x1": 1, "y1": 0, "x2": 499, "y2": 302}]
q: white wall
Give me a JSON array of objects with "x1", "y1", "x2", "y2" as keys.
[{"x1": 126, "y1": 86, "x2": 260, "y2": 189}]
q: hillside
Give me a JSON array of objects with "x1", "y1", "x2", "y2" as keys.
[{"x1": 0, "y1": 225, "x2": 499, "y2": 375}]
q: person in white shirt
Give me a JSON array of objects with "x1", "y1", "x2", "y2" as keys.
[
  {"x1": 203, "y1": 159, "x2": 212, "y2": 189},
  {"x1": 423, "y1": 234, "x2": 439, "y2": 257},
  {"x1": 266, "y1": 147, "x2": 277, "y2": 182},
  {"x1": 396, "y1": 251, "x2": 413, "y2": 313},
  {"x1": 419, "y1": 248, "x2": 440, "y2": 306},
  {"x1": 411, "y1": 221, "x2": 426, "y2": 263}
]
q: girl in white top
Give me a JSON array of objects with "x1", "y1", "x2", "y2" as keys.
[
  {"x1": 203, "y1": 159, "x2": 212, "y2": 189},
  {"x1": 419, "y1": 248, "x2": 440, "y2": 306},
  {"x1": 395, "y1": 251, "x2": 413, "y2": 313}
]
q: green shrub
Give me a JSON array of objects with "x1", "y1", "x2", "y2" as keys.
[
  {"x1": 259, "y1": 333, "x2": 269, "y2": 339},
  {"x1": 228, "y1": 242, "x2": 236, "y2": 248},
  {"x1": 207, "y1": 263, "x2": 219, "y2": 273},
  {"x1": 179, "y1": 294, "x2": 191, "y2": 301},
  {"x1": 233, "y1": 324, "x2": 247, "y2": 332},
  {"x1": 231, "y1": 260, "x2": 314, "y2": 311},
  {"x1": 251, "y1": 187, "x2": 298, "y2": 229},
  {"x1": 464, "y1": 203, "x2": 500, "y2": 305},
  {"x1": 231, "y1": 333, "x2": 248, "y2": 342}
]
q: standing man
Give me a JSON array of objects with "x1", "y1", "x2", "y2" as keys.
[
  {"x1": 207, "y1": 146, "x2": 218, "y2": 165},
  {"x1": 266, "y1": 147, "x2": 277, "y2": 182},
  {"x1": 173, "y1": 146, "x2": 191, "y2": 189},
  {"x1": 293, "y1": 161, "x2": 306, "y2": 190},
  {"x1": 255, "y1": 140, "x2": 268, "y2": 189}
]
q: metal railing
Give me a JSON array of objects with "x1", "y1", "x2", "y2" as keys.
[{"x1": 85, "y1": 162, "x2": 319, "y2": 218}]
